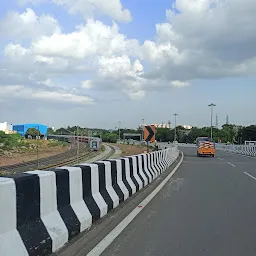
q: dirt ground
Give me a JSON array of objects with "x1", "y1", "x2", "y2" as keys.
[
  {"x1": 114, "y1": 144, "x2": 152, "y2": 157},
  {"x1": 0, "y1": 141, "x2": 69, "y2": 166}
]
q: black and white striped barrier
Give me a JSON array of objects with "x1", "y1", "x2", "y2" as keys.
[{"x1": 0, "y1": 147, "x2": 179, "y2": 256}]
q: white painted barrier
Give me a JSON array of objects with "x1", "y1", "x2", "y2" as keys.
[
  {"x1": 0, "y1": 147, "x2": 179, "y2": 256},
  {"x1": 215, "y1": 144, "x2": 256, "y2": 157}
]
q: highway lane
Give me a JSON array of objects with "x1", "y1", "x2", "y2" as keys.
[{"x1": 101, "y1": 147, "x2": 256, "y2": 256}]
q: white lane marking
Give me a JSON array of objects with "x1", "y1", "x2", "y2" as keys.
[
  {"x1": 218, "y1": 158, "x2": 224, "y2": 161},
  {"x1": 227, "y1": 162, "x2": 236, "y2": 167},
  {"x1": 244, "y1": 172, "x2": 256, "y2": 181},
  {"x1": 86, "y1": 151, "x2": 184, "y2": 256}
]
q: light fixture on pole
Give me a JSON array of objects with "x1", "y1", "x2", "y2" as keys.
[
  {"x1": 208, "y1": 103, "x2": 216, "y2": 140},
  {"x1": 174, "y1": 113, "x2": 178, "y2": 142}
]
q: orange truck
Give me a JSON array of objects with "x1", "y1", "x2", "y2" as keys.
[{"x1": 196, "y1": 137, "x2": 216, "y2": 157}]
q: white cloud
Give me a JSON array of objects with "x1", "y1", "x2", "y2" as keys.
[
  {"x1": 0, "y1": 8, "x2": 60, "y2": 40},
  {"x1": 2, "y1": 0, "x2": 256, "y2": 115},
  {"x1": 174, "y1": 0, "x2": 216, "y2": 13},
  {"x1": 19, "y1": 0, "x2": 132, "y2": 22},
  {"x1": 126, "y1": 90, "x2": 145, "y2": 100},
  {"x1": 51, "y1": 0, "x2": 132, "y2": 22},
  {"x1": 81, "y1": 80, "x2": 93, "y2": 89},
  {"x1": 1, "y1": 14, "x2": 144, "y2": 100},
  {"x1": 4, "y1": 43, "x2": 29, "y2": 60},
  {"x1": 36, "y1": 79, "x2": 54, "y2": 87},
  {"x1": 98, "y1": 55, "x2": 143, "y2": 77},
  {"x1": 142, "y1": 0, "x2": 256, "y2": 81},
  {"x1": 0, "y1": 85, "x2": 94, "y2": 105},
  {"x1": 30, "y1": 19, "x2": 139, "y2": 59},
  {"x1": 171, "y1": 80, "x2": 190, "y2": 87}
]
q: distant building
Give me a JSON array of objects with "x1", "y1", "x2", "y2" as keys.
[
  {"x1": 12, "y1": 123, "x2": 48, "y2": 138},
  {"x1": 182, "y1": 125, "x2": 192, "y2": 130},
  {"x1": 154, "y1": 123, "x2": 171, "y2": 129},
  {"x1": 0, "y1": 121, "x2": 15, "y2": 134}
]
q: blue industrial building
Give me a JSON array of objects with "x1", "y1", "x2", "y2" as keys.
[{"x1": 12, "y1": 123, "x2": 48, "y2": 138}]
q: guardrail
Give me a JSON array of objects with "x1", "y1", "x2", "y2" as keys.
[
  {"x1": 0, "y1": 146, "x2": 179, "y2": 256},
  {"x1": 178, "y1": 143, "x2": 196, "y2": 148},
  {"x1": 215, "y1": 144, "x2": 256, "y2": 157},
  {"x1": 177, "y1": 142, "x2": 256, "y2": 157}
]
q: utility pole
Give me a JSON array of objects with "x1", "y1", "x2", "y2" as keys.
[
  {"x1": 118, "y1": 121, "x2": 121, "y2": 141},
  {"x1": 174, "y1": 113, "x2": 178, "y2": 142},
  {"x1": 142, "y1": 119, "x2": 144, "y2": 141},
  {"x1": 215, "y1": 114, "x2": 218, "y2": 128},
  {"x1": 208, "y1": 103, "x2": 216, "y2": 140},
  {"x1": 36, "y1": 126, "x2": 40, "y2": 169},
  {"x1": 226, "y1": 114, "x2": 229, "y2": 125},
  {"x1": 76, "y1": 125, "x2": 79, "y2": 164}
]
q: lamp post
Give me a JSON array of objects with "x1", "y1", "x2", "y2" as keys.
[
  {"x1": 208, "y1": 103, "x2": 216, "y2": 140},
  {"x1": 76, "y1": 125, "x2": 79, "y2": 164},
  {"x1": 141, "y1": 119, "x2": 144, "y2": 141},
  {"x1": 118, "y1": 121, "x2": 121, "y2": 141},
  {"x1": 174, "y1": 113, "x2": 178, "y2": 142}
]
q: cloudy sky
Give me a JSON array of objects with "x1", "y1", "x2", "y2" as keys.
[{"x1": 0, "y1": 0, "x2": 256, "y2": 129}]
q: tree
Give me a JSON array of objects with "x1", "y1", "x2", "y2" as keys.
[
  {"x1": 237, "y1": 125, "x2": 256, "y2": 143},
  {"x1": 102, "y1": 133, "x2": 118, "y2": 143},
  {"x1": 47, "y1": 127, "x2": 55, "y2": 135},
  {"x1": 26, "y1": 128, "x2": 40, "y2": 137}
]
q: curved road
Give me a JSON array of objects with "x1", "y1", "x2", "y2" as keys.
[{"x1": 101, "y1": 147, "x2": 256, "y2": 256}]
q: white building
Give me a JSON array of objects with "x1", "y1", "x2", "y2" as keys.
[
  {"x1": 183, "y1": 125, "x2": 192, "y2": 130},
  {"x1": 0, "y1": 122, "x2": 13, "y2": 134},
  {"x1": 154, "y1": 123, "x2": 171, "y2": 129}
]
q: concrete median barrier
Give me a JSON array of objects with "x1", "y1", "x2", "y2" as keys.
[{"x1": 0, "y1": 147, "x2": 179, "y2": 256}]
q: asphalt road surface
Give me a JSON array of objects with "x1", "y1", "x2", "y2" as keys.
[{"x1": 101, "y1": 147, "x2": 256, "y2": 256}]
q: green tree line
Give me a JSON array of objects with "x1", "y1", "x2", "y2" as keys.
[
  {"x1": 156, "y1": 124, "x2": 256, "y2": 144},
  {"x1": 48, "y1": 124, "x2": 256, "y2": 144},
  {"x1": 48, "y1": 126, "x2": 143, "y2": 143}
]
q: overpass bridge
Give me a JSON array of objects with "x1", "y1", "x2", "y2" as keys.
[{"x1": 1, "y1": 143, "x2": 256, "y2": 256}]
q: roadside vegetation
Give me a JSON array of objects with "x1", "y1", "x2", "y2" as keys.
[
  {"x1": 161, "y1": 124, "x2": 256, "y2": 144},
  {"x1": 48, "y1": 124, "x2": 256, "y2": 144},
  {"x1": 0, "y1": 131, "x2": 68, "y2": 157}
]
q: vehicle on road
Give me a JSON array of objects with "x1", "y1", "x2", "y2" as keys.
[{"x1": 196, "y1": 137, "x2": 215, "y2": 157}]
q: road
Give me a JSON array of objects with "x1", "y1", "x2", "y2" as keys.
[{"x1": 101, "y1": 147, "x2": 256, "y2": 256}]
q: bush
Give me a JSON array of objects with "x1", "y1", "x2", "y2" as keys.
[
  {"x1": 102, "y1": 133, "x2": 118, "y2": 143},
  {"x1": 0, "y1": 132, "x2": 25, "y2": 150}
]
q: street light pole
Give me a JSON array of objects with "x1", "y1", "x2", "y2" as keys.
[
  {"x1": 142, "y1": 119, "x2": 144, "y2": 141},
  {"x1": 174, "y1": 113, "x2": 178, "y2": 142},
  {"x1": 76, "y1": 125, "x2": 79, "y2": 164},
  {"x1": 36, "y1": 126, "x2": 39, "y2": 168},
  {"x1": 208, "y1": 103, "x2": 216, "y2": 140},
  {"x1": 118, "y1": 121, "x2": 121, "y2": 141}
]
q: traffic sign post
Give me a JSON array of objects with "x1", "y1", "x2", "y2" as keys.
[{"x1": 143, "y1": 125, "x2": 156, "y2": 153}]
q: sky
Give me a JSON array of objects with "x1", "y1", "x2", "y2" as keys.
[{"x1": 1, "y1": 0, "x2": 256, "y2": 130}]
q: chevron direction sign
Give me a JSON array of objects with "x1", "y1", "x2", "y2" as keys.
[{"x1": 144, "y1": 125, "x2": 156, "y2": 142}]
